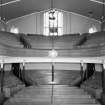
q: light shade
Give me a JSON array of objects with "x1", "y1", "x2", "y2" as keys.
[
  {"x1": 89, "y1": 25, "x2": 97, "y2": 34},
  {"x1": 10, "y1": 26, "x2": 19, "y2": 34},
  {"x1": 48, "y1": 49, "x2": 58, "y2": 58},
  {"x1": 49, "y1": 9, "x2": 56, "y2": 20}
]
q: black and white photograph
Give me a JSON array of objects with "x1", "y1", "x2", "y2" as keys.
[{"x1": 0, "y1": 0, "x2": 105, "y2": 105}]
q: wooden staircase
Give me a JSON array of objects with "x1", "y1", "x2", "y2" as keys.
[{"x1": 4, "y1": 85, "x2": 101, "y2": 105}]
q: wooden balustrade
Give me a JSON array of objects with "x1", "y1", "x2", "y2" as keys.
[{"x1": 0, "y1": 42, "x2": 104, "y2": 64}]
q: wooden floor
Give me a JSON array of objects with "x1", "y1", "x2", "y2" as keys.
[{"x1": 4, "y1": 85, "x2": 101, "y2": 105}]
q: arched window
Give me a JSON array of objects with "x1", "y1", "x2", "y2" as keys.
[{"x1": 44, "y1": 10, "x2": 63, "y2": 36}]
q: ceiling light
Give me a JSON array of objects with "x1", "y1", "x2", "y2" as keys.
[
  {"x1": 10, "y1": 26, "x2": 19, "y2": 34},
  {"x1": 89, "y1": 25, "x2": 97, "y2": 33}
]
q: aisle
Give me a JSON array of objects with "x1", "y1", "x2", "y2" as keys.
[{"x1": 4, "y1": 85, "x2": 101, "y2": 105}]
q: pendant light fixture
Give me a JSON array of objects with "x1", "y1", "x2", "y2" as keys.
[{"x1": 49, "y1": 0, "x2": 55, "y2": 20}]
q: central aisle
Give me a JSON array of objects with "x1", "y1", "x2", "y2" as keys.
[{"x1": 4, "y1": 85, "x2": 101, "y2": 105}]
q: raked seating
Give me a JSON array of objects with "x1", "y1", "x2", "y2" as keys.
[
  {"x1": 81, "y1": 31, "x2": 105, "y2": 48},
  {"x1": 26, "y1": 34, "x2": 52, "y2": 49},
  {"x1": 53, "y1": 34, "x2": 80, "y2": 49},
  {"x1": 26, "y1": 34, "x2": 80, "y2": 49},
  {"x1": 25, "y1": 70, "x2": 80, "y2": 85},
  {"x1": 0, "y1": 31, "x2": 23, "y2": 48},
  {"x1": 75, "y1": 33, "x2": 88, "y2": 46},
  {"x1": 24, "y1": 32, "x2": 105, "y2": 49},
  {"x1": 4, "y1": 85, "x2": 101, "y2": 105},
  {"x1": 81, "y1": 71, "x2": 102, "y2": 99},
  {"x1": 0, "y1": 32, "x2": 105, "y2": 58},
  {"x1": 0, "y1": 92, "x2": 5, "y2": 105},
  {"x1": 19, "y1": 33, "x2": 31, "y2": 48},
  {"x1": 0, "y1": 71, "x2": 25, "y2": 97}
]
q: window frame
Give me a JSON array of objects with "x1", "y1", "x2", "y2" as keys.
[{"x1": 44, "y1": 10, "x2": 63, "y2": 36}]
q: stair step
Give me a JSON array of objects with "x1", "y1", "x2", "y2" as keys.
[
  {"x1": 53, "y1": 91, "x2": 87, "y2": 95},
  {"x1": 34, "y1": 85, "x2": 79, "y2": 89},
  {"x1": 10, "y1": 98, "x2": 96, "y2": 104},
  {"x1": 14, "y1": 95, "x2": 51, "y2": 98},
  {"x1": 25, "y1": 88, "x2": 83, "y2": 91},
  {"x1": 54, "y1": 98, "x2": 96, "y2": 104},
  {"x1": 14, "y1": 94, "x2": 91, "y2": 99},
  {"x1": 3, "y1": 85, "x2": 101, "y2": 105},
  {"x1": 54, "y1": 89, "x2": 84, "y2": 92},
  {"x1": 53, "y1": 95, "x2": 91, "y2": 98},
  {"x1": 10, "y1": 98, "x2": 51, "y2": 102},
  {"x1": 24, "y1": 88, "x2": 84, "y2": 91},
  {"x1": 4, "y1": 101, "x2": 101, "y2": 105},
  {"x1": 15, "y1": 92, "x2": 88, "y2": 96}
]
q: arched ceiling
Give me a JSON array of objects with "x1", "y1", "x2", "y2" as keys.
[{"x1": 0, "y1": 0, "x2": 105, "y2": 22}]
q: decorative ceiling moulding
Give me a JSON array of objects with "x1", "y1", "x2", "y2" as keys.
[
  {"x1": 0, "y1": 0, "x2": 21, "y2": 23},
  {"x1": 57, "y1": 8, "x2": 101, "y2": 23},
  {"x1": 6, "y1": 9, "x2": 52, "y2": 24},
  {"x1": 90, "y1": 0, "x2": 105, "y2": 23},
  {"x1": 0, "y1": 0, "x2": 21, "y2": 7},
  {"x1": 0, "y1": 18, "x2": 6, "y2": 24},
  {"x1": 7, "y1": 8, "x2": 101, "y2": 24},
  {"x1": 90, "y1": 0, "x2": 105, "y2": 5}
]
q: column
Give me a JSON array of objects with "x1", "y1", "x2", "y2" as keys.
[
  {"x1": 51, "y1": 63, "x2": 54, "y2": 104},
  {"x1": 101, "y1": 62, "x2": 105, "y2": 105},
  {"x1": 22, "y1": 62, "x2": 25, "y2": 82},
  {"x1": 80, "y1": 61, "x2": 84, "y2": 83},
  {"x1": 52, "y1": 63, "x2": 54, "y2": 82},
  {"x1": 0, "y1": 62, "x2": 4, "y2": 93}
]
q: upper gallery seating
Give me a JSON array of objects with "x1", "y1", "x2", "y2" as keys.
[
  {"x1": 24, "y1": 32, "x2": 105, "y2": 50},
  {"x1": 0, "y1": 31, "x2": 105, "y2": 50},
  {"x1": 25, "y1": 34, "x2": 80, "y2": 49},
  {"x1": 0, "y1": 37, "x2": 103, "y2": 57},
  {"x1": 0, "y1": 31, "x2": 105, "y2": 57},
  {"x1": 0, "y1": 31, "x2": 23, "y2": 48},
  {"x1": 80, "y1": 31, "x2": 105, "y2": 48},
  {"x1": 19, "y1": 33, "x2": 31, "y2": 48},
  {"x1": 19, "y1": 31, "x2": 105, "y2": 51},
  {"x1": 75, "y1": 33, "x2": 88, "y2": 46},
  {"x1": 25, "y1": 34, "x2": 52, "y2": 49},
  {"x1": 53, "y1": 34, "x2": 80, "y2": 49}
]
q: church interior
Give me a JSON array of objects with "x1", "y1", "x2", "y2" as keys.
[{"x1": 0, "y1": 0, "x2": 105, "y2": 105}]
